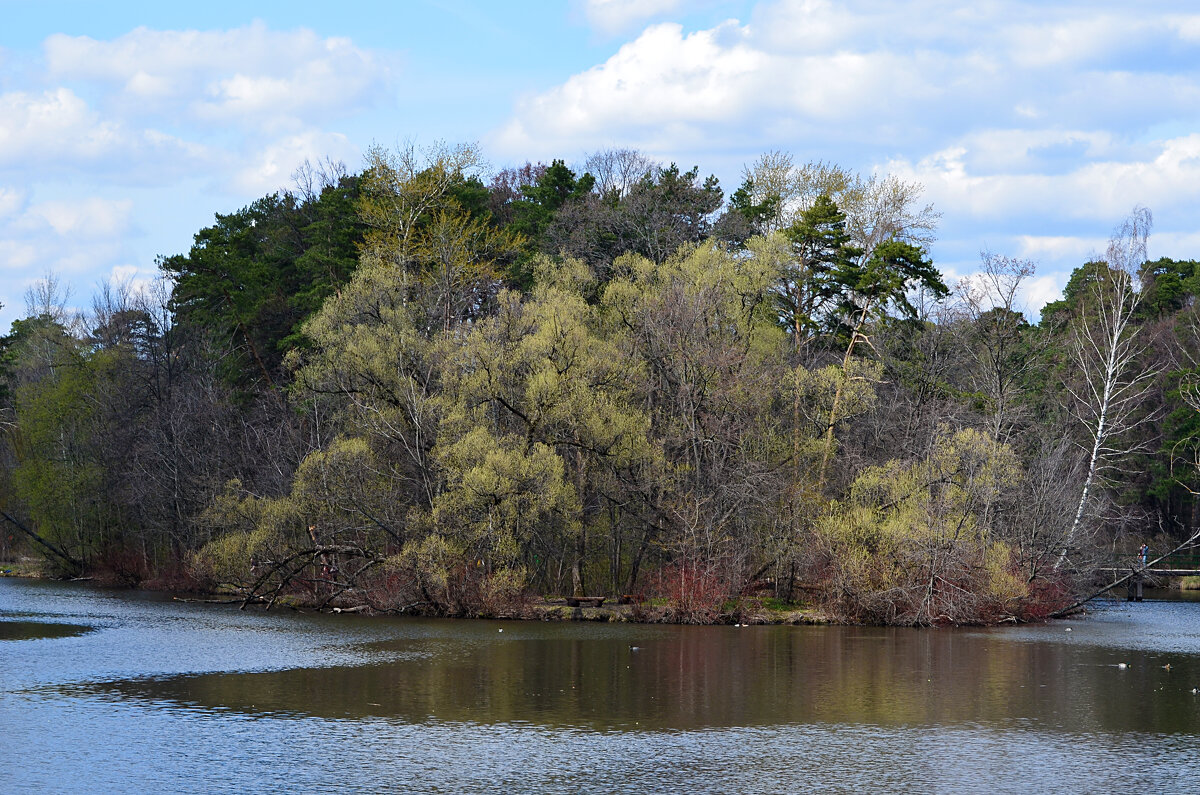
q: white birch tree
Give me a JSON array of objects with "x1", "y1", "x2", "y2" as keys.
[{"x1": 1057, "y1": 206, "x2": 1159, "y2": 569}]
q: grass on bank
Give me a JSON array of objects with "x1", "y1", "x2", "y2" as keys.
[{"x1": 0, "y1": 557, "x2": 46, "y2": 578}]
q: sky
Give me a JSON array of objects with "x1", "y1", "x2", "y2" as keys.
[{"x1": 4, "y1": 0, "x2": 1200, "y2": 329}]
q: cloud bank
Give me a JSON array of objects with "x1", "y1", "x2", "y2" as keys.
[{"x1": 493, "y1": 0, "x2": 1200, "y2": 314}]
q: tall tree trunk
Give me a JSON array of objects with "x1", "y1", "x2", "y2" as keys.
[{"x1": 818, "y1": 301, "x2": 873, "y2": 489}]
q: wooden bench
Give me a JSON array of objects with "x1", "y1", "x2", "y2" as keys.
[{"x1": 564, "y1": 596, "x2": 606, "y2": 608}]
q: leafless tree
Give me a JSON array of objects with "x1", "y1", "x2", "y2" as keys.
[
  {"x1": 959, "y1": 252, "x2": 1040, "y2": 444},
  {"x1": 583, "y1": 148, "x2": 655, "y2": 199},
  {"x1": 291, "y1": 157, "x2": 349, "y2": 203}
]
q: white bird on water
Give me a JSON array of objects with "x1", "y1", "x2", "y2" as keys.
[{"x1": 1117, "y1": 662, "x2": 1128, "y2": 669}]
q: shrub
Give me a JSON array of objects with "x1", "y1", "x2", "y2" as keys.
[{"x1": 652, "y1": 559, "x2": 730, "y2": 624}]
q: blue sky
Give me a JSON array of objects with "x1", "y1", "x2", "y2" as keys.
[{"x1": 4, "y1": 0, "x2": 1200, "y2": 329}]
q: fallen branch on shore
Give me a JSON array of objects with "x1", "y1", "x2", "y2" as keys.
[
  {"x1": 240, "y1": 544, "x2": 385, "y2": 611},
  {"x1": 173, "y1": 596, "x2": 247, "y2": 605}
]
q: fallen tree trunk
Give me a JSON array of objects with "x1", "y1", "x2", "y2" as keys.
[
  {"x1": 0, "y1": 509, "x2": 84, "y2": 577},
  {"x1": 240, "y1": 545, "x2": 385, "y2": 610},
  {"x1": 1049, "y1": 528, "x2": 1200, "y2": 618}
]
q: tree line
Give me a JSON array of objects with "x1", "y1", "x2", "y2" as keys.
[{"x1": 2, "y1": 144, "x2": 1195, "y2": 625}]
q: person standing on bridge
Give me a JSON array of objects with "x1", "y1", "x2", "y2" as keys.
[{"x1": 1140, "y1": 543, "x2": 1149, "y2": 566}]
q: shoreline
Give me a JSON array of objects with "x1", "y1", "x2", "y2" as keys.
[
  {"x1": 4, "y1": 558, "x2": 1092, "y2": 626},
  {"x1": 180, "y1": 591, "x2": 839, "y2": 625},
  {"x1": 1, "y1": 561, "x2": 837, "y2": 625}
]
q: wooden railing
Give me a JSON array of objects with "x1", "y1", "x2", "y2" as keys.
[{"x1": 1100, "y1": 553, "x2": 1200, "y2": 570}]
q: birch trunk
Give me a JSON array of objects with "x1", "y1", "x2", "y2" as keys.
[{"x1": 1055, "y1": 207, "x2": 1157, "y2": 569}]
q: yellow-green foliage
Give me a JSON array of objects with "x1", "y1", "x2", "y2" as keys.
[
  {"x1": 434, "y1": 427, "x2": 580, "y2": 565},
  {"x1": 818, "y1": 428, "x2": 1027, "y2": 624},
  {"x1": 532, "y1": 253, "x2": 594, "y2": 296},
  {"x1": 290, "y1": 258, "x2": 437, "y2": 436},
  {"x1": 598, "y1": 244, "x2": 788, "y2": 446},
  {"x1": 195, "y1": 434, "x2": 410, "y2": 590},
  {"x1": 596, "y1": 241, "x2": 796, "y2": 565},
  {"x1": 355, "y1": 143, "x2": 522, "y2": 333},
  {"x1": 11, "y1": 337, "x2": 111, "y2": 565},
  {"x1": 357, "y1": 142, "x2": 487, "y2": 271},
  {"x1": 433, "y1": 269, "x2": 660, "y2": 569},
  {"x1": 194, "y1": 480, "x2": 303, "y2": 585},
  {"x1": 197, "y1": 217, "x2": 854, "y2": 607},
  {"x1": 480, "y1": 566, "x2": 528, "y2": 605},
  {"x1": 602, "y1": 243, "x2": 786, "y2": 363},
  {"x1": 288, "y1": 436, "x2": 398, "y2": 544},
  {"x1": 391, "y1": 533, "x2": 462, "y2": 595},
  {"x1": 787, "y1": 357, "x2": 883, "y2": 468},
  {"x1": 983, "y1": 541, "x2": 1026, "y2": 603},
  {"x1": 443, "y1": 281, "x2": 652, "y2": 467}
]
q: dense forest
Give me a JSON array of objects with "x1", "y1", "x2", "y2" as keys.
[{"x1": 3, "y1": 143, "x2": 1197, "y2": 625}]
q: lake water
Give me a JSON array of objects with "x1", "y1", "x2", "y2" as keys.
[{"x1": 3, "y1": 578, "x2": 1200, "y2": 793}]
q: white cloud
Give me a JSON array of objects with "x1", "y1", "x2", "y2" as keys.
[
  {"x1": 1171, "y1": 14, "x2": 1200, "y2": 43},
  {"x1": 0, "y1": 88, "x2": 118, "y2": 161},
  {"x1": 494, "y1": 21, "x2": 769, "y2": 153},
  {"x1": 487, "y1": 0, "x2": 1200, "y2": 313},
  {"x1": 44, "y1": 23, "x2": 391, "y2": 129},
  {"x1": 752, "y1": 0, "x2": 861, "y2": 52},
  {"x1": 946, "y1": 262, "x2": 1067, "y2": 320},
  {"x1": 1, "y1": 21, "x2": 391, "y2": 330},
  {"x1": 1014, "y1": 235, "x2": 1102, "y2": 263},
  {"x1": 495, "y1": 1, "x2": 1200, "y2": 159},
  {"x1": 0, "y1": 88, "x2": 208, "y2": 178},
  {"x1": 1003, "y1": 14, "x2": 1143, "y2": 68},
  {"x1": 946, "y1": 129, "x2": 1119, "y2": 174},
  {"x1": 0, "y1": 187, "x2": 27, "y2": 219},
  {"x1": 583, "y1": 0, "x2": 686, "y2": 34},
  {"x1": 1025, "y1": 274, "x2": 1068, "y2": 319},
  {"x1": 1144, "y1": 230, "x2": 1200, "y2": 263},
  {"x1": 0, "y1": 195, "x2": 136, "y2": 323},
  {"x1": 110, "y1": 264, "x2": 140, "y2": 283},
  {"x1": 231, "y1": 131, "x2": 359, "y2": 195},
  {"x1": 885, "y1": 133, "x2": 1200, "y2": 226},
  {"x1": 21, "y1": 198, "x2": 134, "y2": 239},
  {"x1": 0, "y1": 240, "x2": 38, "y2": 270},
  {"x1": 106, "y1": 263, "x2": 157, "y2": 301}
]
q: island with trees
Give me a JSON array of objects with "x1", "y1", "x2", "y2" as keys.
[{"x1": 2, "y1": 144, "x2": 1195, "y2": 626}]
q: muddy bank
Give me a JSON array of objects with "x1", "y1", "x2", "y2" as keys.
[{"x1": 521, "y1": 599, "x2": 833, "y2": 625}]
